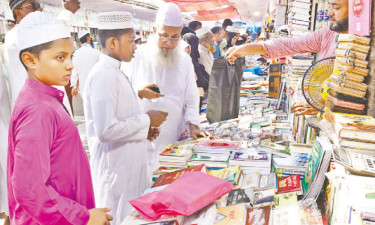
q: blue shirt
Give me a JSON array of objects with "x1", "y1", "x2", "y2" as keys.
[{"x1": 213, "y1": 43, "x2": 221, "y2": 58}]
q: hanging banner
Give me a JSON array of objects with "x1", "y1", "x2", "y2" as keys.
[
  {"x1": 164, "y1": 0, "x2": 231, "y2": 12},
  {"x1": 197, "y1": 5, "x2": 237, "y2": 16},
  {"x1": 349, "y1": 0, "x2": 371, "y2": 36}
]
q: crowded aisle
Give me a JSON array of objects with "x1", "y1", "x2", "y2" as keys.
[{"x1": 0, "y1": 0, "x2": 375, "y2": 224}]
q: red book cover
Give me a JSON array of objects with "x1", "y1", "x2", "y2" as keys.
[
  {"x1": 246, "y1": 206, "x2": 271, "y2": 225},
  {"x1": 151, "y1": 164, "x2": 206, "y2": 188},
  {"x1": 277, "y1": 175, "x2": 301, "y2": 194}
]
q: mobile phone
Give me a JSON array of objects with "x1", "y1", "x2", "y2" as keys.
[{"x1": 149, "y1": 86, "x2": 160, "y2": 93}]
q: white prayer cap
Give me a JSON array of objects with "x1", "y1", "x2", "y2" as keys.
[
  {"x1": 239, "y1": 29, "x2": 247, "y2": 36},
  {"x1": 78, "y1": 30, "x2": 90, "y2": 39},
  {"x1": 17, "y1": 11, "x2": 71, "y2": 51},
  {"x1": 155, "y1": 3, "x2": 182, "y2": 27},
  {"x1": 9, "y1": 0, "x2": 26, "y2": 12},
  {"x1": 226, "y1": 26, "x2": 237, "y2": 33},
  {"x1": 196, "y1": 27, "x2": 211, "y2": 38},
  {"x1": 97, "y1": 11, "x2": 134, "y2": 30},
  {"x1": 135, "y1": 35, "x2": 141, "y2": 41}
]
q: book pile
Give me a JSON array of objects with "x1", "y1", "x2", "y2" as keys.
[
  {"x1": 229, "y1": 151, "x2": 272, "y2": 174},
  {"x1": 327, "y1": 34, "x2": 370, "y2": 115},
  {"x1": 287, "y1": 0, "x2": 312, "y2": 37},
  {"x1": 272, "y1": 144, "x2": 312, "y2": 180},
  {"x1": 286, "y1": 54, "x2": 314, "y2": 89},
  {"x1": 315, "y1": 0, "x2": 330, "y2": 30}
]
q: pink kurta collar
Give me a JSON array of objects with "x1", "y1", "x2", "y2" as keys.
[{"x1": 25, "y1": 78, "x2": 65, "y2": 101}]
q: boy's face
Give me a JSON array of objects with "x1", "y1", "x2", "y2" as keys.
[
  {"x1": 115, "y1": 30, "x2": 137, "y2": 62},
  {"x1": 27, "y1": 38, "x2": 75, "y2": 86}
]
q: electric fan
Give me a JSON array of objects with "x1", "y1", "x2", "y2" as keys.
[{"x1": 302, "y1": 57, "x2": 336, "y2": 112}]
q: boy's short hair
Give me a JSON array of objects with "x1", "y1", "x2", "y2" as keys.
[
  {"x1": 98, "y1": 28, "x2": 133, "y2": 49},
  {"x1": 19, "y1": 38, "x2": 69, "y2": 70},
  {"x1": 211, "y1": 26, "x2": 223, "y2": 35},
  {"x1": 79, "y1": 34, "x2": 90, "y2": 44}
]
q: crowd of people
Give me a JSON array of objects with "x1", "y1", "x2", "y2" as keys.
[{"x1": 0, "y1": 0, "x2": 350, "y2": 223}]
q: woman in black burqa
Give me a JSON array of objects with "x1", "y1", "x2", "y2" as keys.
[{"x1": 182, "y1": 33, "x2": 210, "y2": 110}]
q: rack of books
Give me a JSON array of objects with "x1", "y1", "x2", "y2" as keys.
[{"x1": 287, "y1": 0, "x2": 313, "y2": 37}]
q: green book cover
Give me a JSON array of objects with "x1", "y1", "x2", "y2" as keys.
[{"x1": 302, "y1": 139, "x2": 324, "y2": 194}]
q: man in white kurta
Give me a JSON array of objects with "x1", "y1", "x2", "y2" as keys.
[
  {"x1": 126, "y1": 3, "x2": 203, "y2": 175},
  {"x1": 197, "y1": 27, "x2": 215, "y2": 75},
  {"x1": 4, "y1": 0, "x2": 80, "y2": 113},
  {"x1": 84, "y1": 12, "x2": 167, "y2": 225},
  {"x1": 71, "y1": 30, "x2": 100, "y2": 97}
]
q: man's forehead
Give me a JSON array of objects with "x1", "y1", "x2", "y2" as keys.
[
  {"x1": 157, "y1": 25, "x2": 181, "y2": 35},
  {"x1": 329, "y1": 0, "x2": 347, "y2": 5}
]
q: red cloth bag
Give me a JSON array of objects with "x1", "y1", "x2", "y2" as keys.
[{"x1": 129, "y1": 172, "x2": 235, "y2": 220}]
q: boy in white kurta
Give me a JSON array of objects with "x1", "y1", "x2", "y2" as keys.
[{"x1": 84, "y1": 12, "x2": 167, "y2": 225}]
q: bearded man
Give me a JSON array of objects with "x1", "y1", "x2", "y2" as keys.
[
  {"x1": 227, "y1": 0, "x2": 349, "y2": 116},
  {"x1": 123, "y1": 2, "x2": 208, "y2": 176},
  {"x1": 196, "y1": 27, "x2": 215, "y2": 75}
]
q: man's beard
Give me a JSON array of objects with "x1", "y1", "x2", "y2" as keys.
[
  {"x1": 329, "y1": 17, "x2": 349, "y2": 32},
  {"x1": 149, "y1": 35, "x2": 181, "y2": 70}
]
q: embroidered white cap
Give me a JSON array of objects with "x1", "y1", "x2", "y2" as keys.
[
  {"x1": 195, "y1": 27, "x2": 211, "y2": 38},
  {"x1": 78, "y1": 30, "x2": 90, "y2": 39},
  {"x1": 17, "y1": 11, "x2": 71, "y2": 51},
  {"x1": 97, "y1": 11, "x2": 134, "y2": 30},
  {"x1": 155, "y1": 3, "x2": 182, "y2": 27}
]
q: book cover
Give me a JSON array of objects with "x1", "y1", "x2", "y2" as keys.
[
  {"x1": 269, "y1": 64, "x2": 283, "y2": 98},
  {"x1": 274, "y1": 192, "x2": 298, "y2": 208},
  {"x1": 194, "y1": 140, "x2": 242, "y2": 150},
  {"x1": 214, "y1": 204, "x2": 247, "y2": 225},
  {"x1": 230, "y1": 152, "x2": 271, "y2": 167},
  {"x1": 151, "y1": 164, "x2": 206, "y2": 188},
  {"x1": 253, "y1": 188, "x2": 275, "y2": 205},
  {"x1": 277, "y1": 175, "x2": 302, "y2": 194},
  {"x1": 182, "y1": 203, "x2": 217, "y2": 225},
  {"x1": 330, "y1": 113, "x2": 375, "y2": 142},
  {"x1": 302, "y1": 139, "x2": 324, "y2": 194},
  {"x1": 209, "y1": 166, "x2": 243, "y2": 185},
  {"x1": 160, "y1": 144, "x2": 193, "y2": 157},
  {"x1": 326, "y1": 101, "x2": 365, "y2": 115},
  {"x1": 245, "y1": 206, "x2": 271, "y2": 225},
  {"x1": 226, "y1": 189, "x2": 252, "y2": 206}
]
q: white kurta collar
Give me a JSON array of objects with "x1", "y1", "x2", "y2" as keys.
[{"x1": 100, "y1": 54, "x2": 121, "y2": 69}]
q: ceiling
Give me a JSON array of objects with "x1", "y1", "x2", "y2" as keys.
[{"x1": 38, "y1": 0, "x2": 269, "y2": 23}]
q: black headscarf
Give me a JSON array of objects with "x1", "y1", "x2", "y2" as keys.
[
  {"x1": 181, "y1": 26, "x2": 195, "y2": 36},
  {"x1": 182, "y1": 33, "x2": 209, "y2": 91}
]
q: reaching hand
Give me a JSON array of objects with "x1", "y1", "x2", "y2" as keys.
[
  {"x1": 291, "y1": 101, "x2": 319, "y2": 116},
  {"x1": 189, "y1": 123, "x2": 211, "y2": 139},
  {"x1": 147, "y1": 110, "x2": 168, "y2": 127},
  {"x1": 87, "y1": 208, "x2": 113, "y2": 225},
  {"x1": 139, "y1": 84, "x2": 165, "y2": 100},
  {"x1": 63, "y1": 0, "x2": 81, "y2": 14}
]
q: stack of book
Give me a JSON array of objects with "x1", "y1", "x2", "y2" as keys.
[
  {"x1": 187, "y1": 152, "x2": 230, "y2": 170},
  {"x1": 327, "y1": 112, "x2": 375, "y2": 155},
  {"x1": 272, "y1": 144, "x2": 312, "y2": 178},
  {"x1": 327, "y1": 34, "x2": 370, "y2": 115},
  {"x1": 193, "y1": 140, "x2": 242, "y2": 154},
  {"x1": 315, "y1": 0, "x2": 330, "y2": 30},
  {"x1": 288, "y1": 0, "x2": 312, "y2": 37},
  {"x1": 228, "y1": 151, "x2": 272, "y2": 174},
  {"x1": 286, "y1": 54, "x2": 314, "y2": 89},
  {"x1": 159, "y1": 144, "x2": 193, "y2": 169}
]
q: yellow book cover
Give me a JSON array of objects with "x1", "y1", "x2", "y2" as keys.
[
  {"x1": 209, "y1": 166, "x2": 242, "y2": 185},
  {"x1": 214, "y1": 204, "x2": 246, "y2": 225}
]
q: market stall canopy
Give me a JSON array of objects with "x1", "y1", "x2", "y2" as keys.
[{"x1": 34, "y1": 0, "x2": 268, "y2": 23}]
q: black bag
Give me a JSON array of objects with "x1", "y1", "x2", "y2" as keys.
[{"x1": 207, "y1": 57, "x2": 246, "y2": 124}]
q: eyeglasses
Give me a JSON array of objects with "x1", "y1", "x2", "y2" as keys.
[
  {"x1": 158, "y1": 36, "x2": 180, "y2": 43},
  {"x1": 16, "y1": 1, "x2": 42, "y2": 10}
]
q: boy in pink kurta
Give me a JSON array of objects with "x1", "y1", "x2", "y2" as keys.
[{"x1": 7, "y1": 12, "x2": 112, "y2": 225}]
